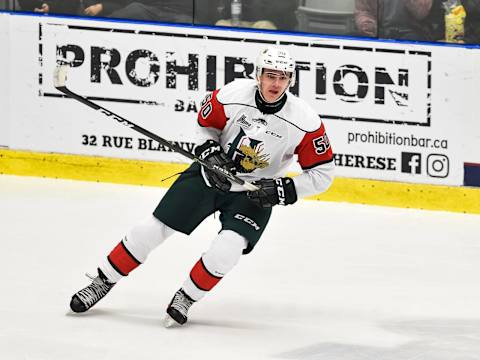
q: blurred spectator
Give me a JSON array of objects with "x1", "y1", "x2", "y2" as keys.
[
  {"x1": 17, "y1": 0, "x2": 81, "y2": 14},
  {"x1": 195, "y1": 0, "x2": 299, "y2": 31},
  {"x1": 355, "y1": 0, "x2": 445, "y2": 41},
  {"x1": 82, "y1": 0, "x2": 193, "y2": 23},
  {"x1": 462, "y1": 0, "x2": 480, "y2": 43},
  {"x1": 354, "y1": 0, "x2": 377, "y2": 36}
]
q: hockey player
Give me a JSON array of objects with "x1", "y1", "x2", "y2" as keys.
[{"x1": 69, "y1": 46, "x2": 335, "y2": 327}]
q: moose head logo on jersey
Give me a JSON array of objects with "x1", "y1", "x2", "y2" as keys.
[{"x1": 227, "y1": 128, "x2": 270, "y2": 173}]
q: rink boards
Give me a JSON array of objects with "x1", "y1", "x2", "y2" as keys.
[{"x1": 0, "y1": 12, "x2": 479, "y2": 213}]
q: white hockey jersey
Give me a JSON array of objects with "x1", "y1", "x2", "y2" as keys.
[{"x1": 196, "y1": 79, "x2": 334, "y2": 198}]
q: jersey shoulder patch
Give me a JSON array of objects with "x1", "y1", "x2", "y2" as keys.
[{"x1": 216, "y1": 79, "x2": 257, "y2": 106}]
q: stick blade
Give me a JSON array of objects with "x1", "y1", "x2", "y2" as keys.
[{"x1": 53, "y1": 65, "x2": 69, "y2": 89}]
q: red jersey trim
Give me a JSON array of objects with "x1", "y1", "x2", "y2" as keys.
[
  {"x1": 295, "y1": 123, "x2": 334, "y2": 169},
  {"x1": 300, "y1": 158, "x2": 334, "y2": 170},
  {"x1": 197, "y1": 89, "x2": 228, "y2": 130}
]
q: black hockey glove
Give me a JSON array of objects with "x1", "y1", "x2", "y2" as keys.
[
  {"x1": 194, "y1": 140, "x2": 236, "y2": 192},
  {"x1": 247, "y1": 177, "x2": 298, "y2": 208}
]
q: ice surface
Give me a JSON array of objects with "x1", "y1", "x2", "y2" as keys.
[{"x1": 1, "y1": 174, "x2": 480, "y2": 360}]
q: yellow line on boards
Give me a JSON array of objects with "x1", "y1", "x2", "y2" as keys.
[
  {"x1": 309, "y1": 177, "x2": 480, "y2": 214},
  {"x1": 0, "y1": 149, "x2": 187, "y2": 188},
  {"x1": 1, "y1": 149, "x2": 479, "y2": 214}
]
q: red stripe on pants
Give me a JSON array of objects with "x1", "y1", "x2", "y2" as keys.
[
  {"x1": 108, "y1": 241, "x2": 140, "y2": 276},
  {"x1": 190, "y1": 258, "x2": 222, "y2": 291}
]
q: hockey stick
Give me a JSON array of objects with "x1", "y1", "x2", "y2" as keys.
[{"x1": 53, "y1": 65, "x2": 259, "y2": 191}]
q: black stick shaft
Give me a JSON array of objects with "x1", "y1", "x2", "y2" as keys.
[{"x1": 54, "y1": 85, "x2": 259, "y2": 191}]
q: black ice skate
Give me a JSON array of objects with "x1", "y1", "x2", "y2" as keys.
[
  {"x1": 164, "y1": 288, "x2": 195, "y2": 327},
  {"x1": 70, "y1": 268, "x2": 115, "y2": 313}
]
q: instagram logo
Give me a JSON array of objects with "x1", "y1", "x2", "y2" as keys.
[{"x1": 427, "y1": 154, "x2": 449, "y2": 178}]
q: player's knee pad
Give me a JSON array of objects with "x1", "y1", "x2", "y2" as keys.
[
  {"x1": 124, "y1": 215, "x2": 175, "y2": 263},
  {"x1": 202, "y1": 230, "x2": 248, "y2": 276}
]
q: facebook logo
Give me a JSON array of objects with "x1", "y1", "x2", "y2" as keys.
[{"x1": 401, "y1": 152, "x2": 422, "y2": 174}]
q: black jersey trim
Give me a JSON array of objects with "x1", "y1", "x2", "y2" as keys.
[
  {"x1": 217, "y1": 100, "x2": 321, "y2": 133},
  {"x1": 272, "y1": 113, "x2": 321, "y2": 133},
  {"x1": 301, "y1": 157, "x2": 334, "y2": 170}
]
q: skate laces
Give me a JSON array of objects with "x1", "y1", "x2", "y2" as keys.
[
  {"x1": 86, "y1": 272, "x2": 96, "y2": 281},
  {"x1": 75, "y1": 272, "x2": 113, "y2": 308},
  {"x1": 170, "y1": 290, "x2": 194, "y2": 317}
]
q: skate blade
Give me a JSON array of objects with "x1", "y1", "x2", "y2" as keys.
[{"x1": 163, "y1": 314, "x2": 179, "y2": 328}]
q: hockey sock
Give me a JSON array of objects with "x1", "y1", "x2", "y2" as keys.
[
  {"x1": 183, "y1": 230, "x2": 248, "y2": 301},
  {"x1": 100, "y1": 216, "x2": 176, "y2": 283},
  {"x1": 189, "y1": 257, "x2": 222, "y2": 292},
  {"x1": 106, "y1": 238, "x2": 142, "y2": 278}
]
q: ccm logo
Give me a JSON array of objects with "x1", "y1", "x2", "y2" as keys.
[
  {"x1": 234, "y1": 214, "x2": 260, "y2": 231},
  {"x1": 199, "y1": 145, "x2": 221, "y2": 160},
  {"x1": 275, "y1": 178, "x2": 286, "y2": 205}
]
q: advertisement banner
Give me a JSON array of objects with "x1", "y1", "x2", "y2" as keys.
[
  {"x1": 2, "y1": 14, "x2": 479, "y2": 186},
  {"x1": 0, "y1": 13, "x2": 10, "y2": 147}
]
